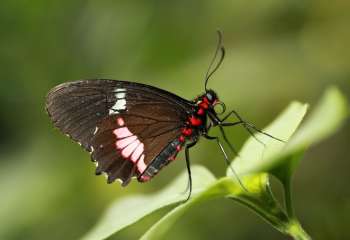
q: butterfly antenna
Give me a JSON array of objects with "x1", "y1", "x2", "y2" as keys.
[{"x1": 204, "y1": 30, "x2": 226, "y2": 91}]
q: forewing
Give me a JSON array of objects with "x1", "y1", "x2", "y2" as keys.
[{"x1": 46, "y1": 80, "x2": 118, "y2": 151}]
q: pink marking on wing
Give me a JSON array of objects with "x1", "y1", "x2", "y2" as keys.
[
  {"x1": 131, "y1": 143, "x2": 144, "y2": 162},
  {"x1": 121, "y1": 139, "x2": 140, "y2": 158},
  {"x1": 116, "y1": 135, "x2": 137, "y2": 149},
  {"x1": 137, "y1": 154, "x2": 147, "y2": 173},
  {"x1": 117, "y1": 117, "x2": 125, "y2": 126},
  {"x1": 113, "y1": 127, "x2": 132, "y2": 139}
]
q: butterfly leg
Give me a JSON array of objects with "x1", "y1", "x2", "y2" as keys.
[
  {"x1": 184, "y1": 141, "x2": 197, "y2": 202},
  {"x1": 217, "y1": 125, "x2": 240, "y2": 157},
  {"x1": 205, "y1": 121, "x2": 240, "y2": 157},
  {"x1": 220, "y1": 110, "x2": 285, "y2": 144},
  {"x1": 204, "y1": 134, "x2": 248, "y2": 192}
]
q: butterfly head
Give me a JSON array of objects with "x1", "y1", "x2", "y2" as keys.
[
  {"x1": 206, "y1": 89, "x2": 226, "y2": 115},
  {"x1": 204, "y1": 89, "x2": 217, "y2": 104},
  {"x1": 196, "y1": 89, "x2": 218, "y2": 106},
  {"x1": 195, "y1": 89, "x2": 226, "y2": 116}
]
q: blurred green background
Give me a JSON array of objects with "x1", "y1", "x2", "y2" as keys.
[{"x1": 0, "y1": 1, "x2": 349, "y2": 239}]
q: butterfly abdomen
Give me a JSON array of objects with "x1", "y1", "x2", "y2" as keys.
[{"x1": 139, "y1": 138, "x2": 184, "y2": 182}]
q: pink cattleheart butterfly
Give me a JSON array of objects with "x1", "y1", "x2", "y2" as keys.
[{"x1": 45, "y1": 31, "x2": 283, "y2": 199}]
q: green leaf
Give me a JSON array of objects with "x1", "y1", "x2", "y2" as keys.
[
  {"x1": 82, "y1": 165, "x2": 216, "y2": 240},
  {"x1": 279, "y1": 86, "x2": 349, "y2": 162}
]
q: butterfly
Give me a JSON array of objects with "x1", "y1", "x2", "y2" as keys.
[{"x1": 45, "y1": 31, "x2": 283, "y2": 199}]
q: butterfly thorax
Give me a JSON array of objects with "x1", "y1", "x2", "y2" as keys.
[{"x1": 180, "y1": 90, "x2": 219, "y2": 141}]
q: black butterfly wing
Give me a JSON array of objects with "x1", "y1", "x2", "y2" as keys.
[
  {"x1": 46, "y1": 80, "x2": 118, "y2": 151},
  {"x1": 46, "y1": 79, "x2": 193, "y2": 185}
]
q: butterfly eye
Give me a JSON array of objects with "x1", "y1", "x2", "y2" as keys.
[
  {"x1": 206, "y1": 92, "x2": 213, "y2": 101},
  {"x1": 205, "y1": 90, "x2": 217, "y2": 103}
]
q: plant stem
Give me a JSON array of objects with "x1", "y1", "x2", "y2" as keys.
[
  {"x1": 285, "y1": 219, "x2": 312, "y2": 240},
  {"x1": 284, "y1": 174, "x2": 295, "y2": 218}
]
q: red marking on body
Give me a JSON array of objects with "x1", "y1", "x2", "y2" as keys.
[
  {"x1": 199, "y1": 101, "x2": 209, "y2": 109},
  {"x1": 203, "y1": 97, "x2": 210, "y2": 104},
  {"x1": 176, "y1": 145, "x2": 182, "y2": 152},
  {"x1": 197, "y1": 108, "x2": 205, "y2": 115},
  {"x1": 140, "y1": 175, "x2": 151, "y2": 182},
  {"x1": 179, "y1": 135, "x2": 185, "y2": 142},
  {"x1": 182, "y1": 128, "x2": 193, "y2": 136},
  {"x1": 189, "y1": 116, "x2": 202, "y2": 126}
]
